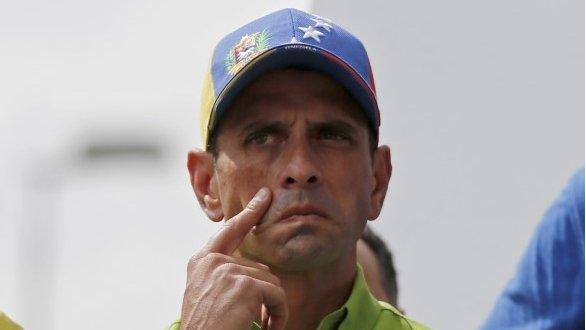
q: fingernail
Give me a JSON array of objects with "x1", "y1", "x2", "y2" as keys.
[{"x1": 255, "y1": 187, "x2": 269, "y2": 201}]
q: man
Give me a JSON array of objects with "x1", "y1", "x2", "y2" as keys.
[
  {"x1": 481, "y1": 168, "x2": 584, "y2": 329},
  {"x1": 174, "y1": 8, "x2": 426, "y2": 329},
  {"x1": 358, "y1": 226, "x2": 399, "y2": 307}
]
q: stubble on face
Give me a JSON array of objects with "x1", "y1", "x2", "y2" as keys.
[{"x1": 212, "y1": 69, "x2": 375, "y2": 271}]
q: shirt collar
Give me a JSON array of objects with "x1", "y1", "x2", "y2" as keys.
[{"x1": 251, "y1": 265, "x2": 382, "y2": 330}]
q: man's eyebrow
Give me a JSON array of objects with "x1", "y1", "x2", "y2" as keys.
[
  {"x1": 239, "y1": 121, "x2": 289, "y2": 135},
  {"x1": 308, "y1": 120, "x2": 359, "y2": 134}
]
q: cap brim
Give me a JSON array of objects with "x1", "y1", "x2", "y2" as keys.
[{"x1": 207, "y1": 44, "x2": 379, "y2": 147}]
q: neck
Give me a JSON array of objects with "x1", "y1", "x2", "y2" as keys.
[{"x1": 273, "y1": 252, "x2": 357, "y2": 330}]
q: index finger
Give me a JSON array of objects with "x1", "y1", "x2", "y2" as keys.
[{"x1": 204, "y1": 187, "x2": 272, "y2": 255}]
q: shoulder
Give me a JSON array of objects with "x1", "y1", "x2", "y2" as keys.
[
  {"x1": 535, "y1": 167, "x2": 584, "y2": 250},
  {"x1": 0, "y1": 312, "x2": 23, "y2": 330},
  {"x1": 374, "y1": 301, "x2": 430, "y2": 330},
  {"x1": 168, "y1": 319, "x2": 180, "y2": 330}
]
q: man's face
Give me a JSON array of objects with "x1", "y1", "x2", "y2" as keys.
[{"x1": 210, "y1": 69, "x2": 388, "y2": 271}]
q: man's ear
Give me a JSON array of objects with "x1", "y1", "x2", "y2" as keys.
[
  {"x1": 367, "y1": 145, "x2": 392, "y2": 220},
  {"x1": 187, "y1": 149, "x2": 224, "y2": 222}
]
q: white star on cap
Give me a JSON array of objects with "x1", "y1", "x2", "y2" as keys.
[
  {"x1": 298, "y1": 25, "x2": 324, "y2": 42},
  {"x1": 311, "y1": 18, "x2": 332, "y2": 32},
  {"x1": 290, "y1": 37, "x2": 298, "y2": 43},
  {"x1": 312, "y1": 14, "x2": 333, "y2": 23}
]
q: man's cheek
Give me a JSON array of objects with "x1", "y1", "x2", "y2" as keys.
[{"x1": 236, "y1": 166, "x2": 270, "y2": 207}]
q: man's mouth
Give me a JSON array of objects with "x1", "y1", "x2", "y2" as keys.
[
  {"x1": 252, "y1": 192, "x2": 333, "y2": 234},
  {"x1": 278, "y1": 204, "x2": 329, "y2": 223}
]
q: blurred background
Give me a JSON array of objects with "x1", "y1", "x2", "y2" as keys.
[{"x1": 0, "y1": 0, "x2": 583, "y2": 329}]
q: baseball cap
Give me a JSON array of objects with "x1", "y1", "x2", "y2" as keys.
[{"x1": 199, "y1": 8, "x2": 380, "y2": 149}]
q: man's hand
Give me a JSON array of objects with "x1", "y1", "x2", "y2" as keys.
[{"x1": 180, "y1": 188, "x2": 288, "y2": 330}]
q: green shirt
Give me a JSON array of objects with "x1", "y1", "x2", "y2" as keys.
[{"x1": 169, "y1": 265, "x2": 427, "y2": 330}]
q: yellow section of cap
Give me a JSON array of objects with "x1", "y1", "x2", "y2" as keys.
[
  {"x1": 198, "y1": 47, "x2": 276, "y2": 150},
  {"x1": 199, "y1": 62, "x2": 215, "y2": 149}
]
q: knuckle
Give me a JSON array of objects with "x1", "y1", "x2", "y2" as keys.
[
  {"x1": 219, "y1": 220, "x2": 238, "y2": 235},
  {"x1": 206, "y1": 252, "x2": 226, "y2": 265},
  {"x1": 187, "y1": 253, "x2": 205, "y2": 271},
  {"x1": 245, "y1": 199, "x2": 261, "y2": 212},
  {"x1": 188, "y1": 252, "x2": 203, "y2": 264},
  {"x1": 220, "y1": 220, "x2": 233, "y2": 230},
  {"x1": 189, "y1": 252, "x2": 226, "y2": 274},
  {"x1": 212, "y1": 266, "x2": 230, "y2": 282},
  {"x1": 216, "y1": 262, "x2": 236, "y2": 275},
  {"x1": 235, "y1": 275, "x2": 254, "y2": 290}
]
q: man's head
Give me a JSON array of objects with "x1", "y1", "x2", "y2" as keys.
[
  {"x1": 187, "y1": 9, "x2": 392, "y2": 272},
  {"x1": 357, "y1": 226, "x2": 399, "y2": 307}
]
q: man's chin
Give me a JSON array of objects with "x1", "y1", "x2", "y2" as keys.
[{"x1": 241, "y1": 234, "x2": 336, "y2": 272}]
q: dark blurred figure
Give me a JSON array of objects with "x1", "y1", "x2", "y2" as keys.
[
  {"x1": 481, "y1": 168, "x2": 585, "y2": 329},
  {"x1": 358, "y1": 226, "x2": 399, "y2": 308}
]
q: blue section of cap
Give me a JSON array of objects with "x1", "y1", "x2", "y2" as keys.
[
  {"x1": 211, "y1": 9, "x2": 295, "y2": 96},
  {"x1": 288, "y1": 9, "x2": 373, "y2": 91},
  {"x1": 208, "y1": 8, "x2": 379, "y2": 139},
  {"x1": 211, "y1": 8, "x2": 375, "y2": 98}
]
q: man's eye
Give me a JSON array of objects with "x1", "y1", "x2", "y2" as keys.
[
  {"x1": 318, "y1": 131, "x2": 349, "y2": 141},
  {"x1": 246, "y1": 133, "x2": 273, "y2": 145}
]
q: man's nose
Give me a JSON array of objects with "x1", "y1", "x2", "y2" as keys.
[{"x1": 279, "y1": 141, "x2": 320, "y2": 189}]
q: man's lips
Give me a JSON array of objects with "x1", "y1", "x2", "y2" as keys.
[
  {"x1": 252, "y1": 196, "x2": 333, "y2": 234},
  {"x1": 278, "y1": 204, "x2": 329, "y2": 222}
]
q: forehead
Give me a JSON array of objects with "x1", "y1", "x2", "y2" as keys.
[{"x1": 219, "y1": 69, "x2": 368, "y2": 127}]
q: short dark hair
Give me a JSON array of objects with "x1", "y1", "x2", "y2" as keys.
[{"x1": 361, "y1": 225, "x2": 399, "y2": 307}]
